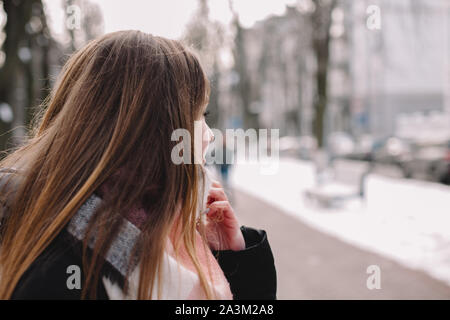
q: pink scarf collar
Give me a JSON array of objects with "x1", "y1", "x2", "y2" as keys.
[{"x1": 93, "y1": 167, "x2": 233, "y2": 300}]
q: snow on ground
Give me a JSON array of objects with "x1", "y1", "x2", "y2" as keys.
[{"x1": 229, "y1": 157, "x2": 450, "y2": 286}]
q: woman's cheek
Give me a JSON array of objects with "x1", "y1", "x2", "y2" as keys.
[{"x1": 202, "y1": 121, "x2": 213, "y2": 159}]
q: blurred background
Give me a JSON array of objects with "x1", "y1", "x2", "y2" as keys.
[{"x1": 1, "y1": 0, "x2": 450, "y2": 299}]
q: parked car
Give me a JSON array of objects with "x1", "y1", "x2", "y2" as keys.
[
  {"x1": 371, "y1": 136, "x2": 414, "y2": 177},
  {"x1": 434, "y1": 140, "x2": 450, "y2": 185},
  {"x1": 339, "y1": 134, "x2": 450, "y2": 184},
  {"x1": 371, "y1": 137, "x2": 450, "y2": 182}
]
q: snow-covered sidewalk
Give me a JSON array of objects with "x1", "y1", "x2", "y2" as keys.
[{"x1": 229, "y1": 157, "x2": 450, "y2": 287}]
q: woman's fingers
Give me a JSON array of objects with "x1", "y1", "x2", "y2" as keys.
[
  {"x1": 202, "y1": 194, "x2": 245, "y2": 251},
  {"x1": 207, "y1": 187, "x2": 227, "y2": 204},
  {"x1": 211, "y1": 180, "x2": 222, "y2": 188},
  {"x1": 206, "y1": 201, "x2": 227, "y2": 220},
  {"x1": 207, "y1": 200, "x2": 229, "y2": 211},
  {"x1": 206, "y1": 201, "x2": 238, "y2": 228}
]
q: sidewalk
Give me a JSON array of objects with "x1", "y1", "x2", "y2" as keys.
[{"x1": 230, "y1": 188, "x2": 450, "y2": 299}]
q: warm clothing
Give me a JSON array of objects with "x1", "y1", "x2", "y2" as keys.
[
  {"x1": 0, "y1": 168, "x2": 277, "y2": 300},
  {"x1": 10, "y1": 224, "x2": 276, "y2": 300}
]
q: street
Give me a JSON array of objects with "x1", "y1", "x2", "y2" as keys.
[{"x1": 232, "y1": 188, "x2": 450, "y2": 299}]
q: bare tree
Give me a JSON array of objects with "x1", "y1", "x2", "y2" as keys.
[
  {"x1": 182, "y1": 0, "x2": 225, "y2": 129},
  {"x1": 0, "y1": 0, "x2": 53, "y2": 150},
  {"x1": 228, "y1": 0, "x2": 258, "y2": 130},
  {"x1": 311, "y1": 0, "x2": 336, "y2": 148}
]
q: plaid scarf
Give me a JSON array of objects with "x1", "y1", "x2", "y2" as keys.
[
  {"x1": 65, "y1": 167, "x2": 233, "y2": 299},
  {"x1": 0, "y1": 167, "x2": 233, "y2": 299}
]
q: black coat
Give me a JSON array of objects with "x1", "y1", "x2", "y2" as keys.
[{"x1": 10, "y1": 225, "x2": 277, "y2": 300}]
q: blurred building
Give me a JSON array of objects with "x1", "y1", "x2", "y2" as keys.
[
  {"x1": 230, "y1": 0, "x2": 450, "y2": 145},
  {"x1": 329, "y1": 0, "x2": 450, "y2": 142},
  {"x1": 240, "y1": 5, "x2": 316, "y2": 137}
]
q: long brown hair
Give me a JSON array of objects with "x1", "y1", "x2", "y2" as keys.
[{"x1": 0, "y1": 30, "x2": 215, "y2": 299}]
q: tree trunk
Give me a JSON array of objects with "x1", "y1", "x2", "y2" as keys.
[
  {"x1": 311, "y1": 0, "x2": 336, "y2": 148},
  {"x1": 0, "y1": 0, "x2": 36, "y2": 151}
]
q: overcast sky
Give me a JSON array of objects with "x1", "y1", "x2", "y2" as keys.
[{"x1": 44, "y1": 0, "x2": 298, "y2": 40}]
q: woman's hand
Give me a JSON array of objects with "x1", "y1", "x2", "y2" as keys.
[{"x1": 201, "y1": 181, "x2": 245, "y2": 251}]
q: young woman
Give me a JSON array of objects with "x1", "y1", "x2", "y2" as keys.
[{"x1": 0, "y1": 30, "x2": 276, "y2": 300}]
